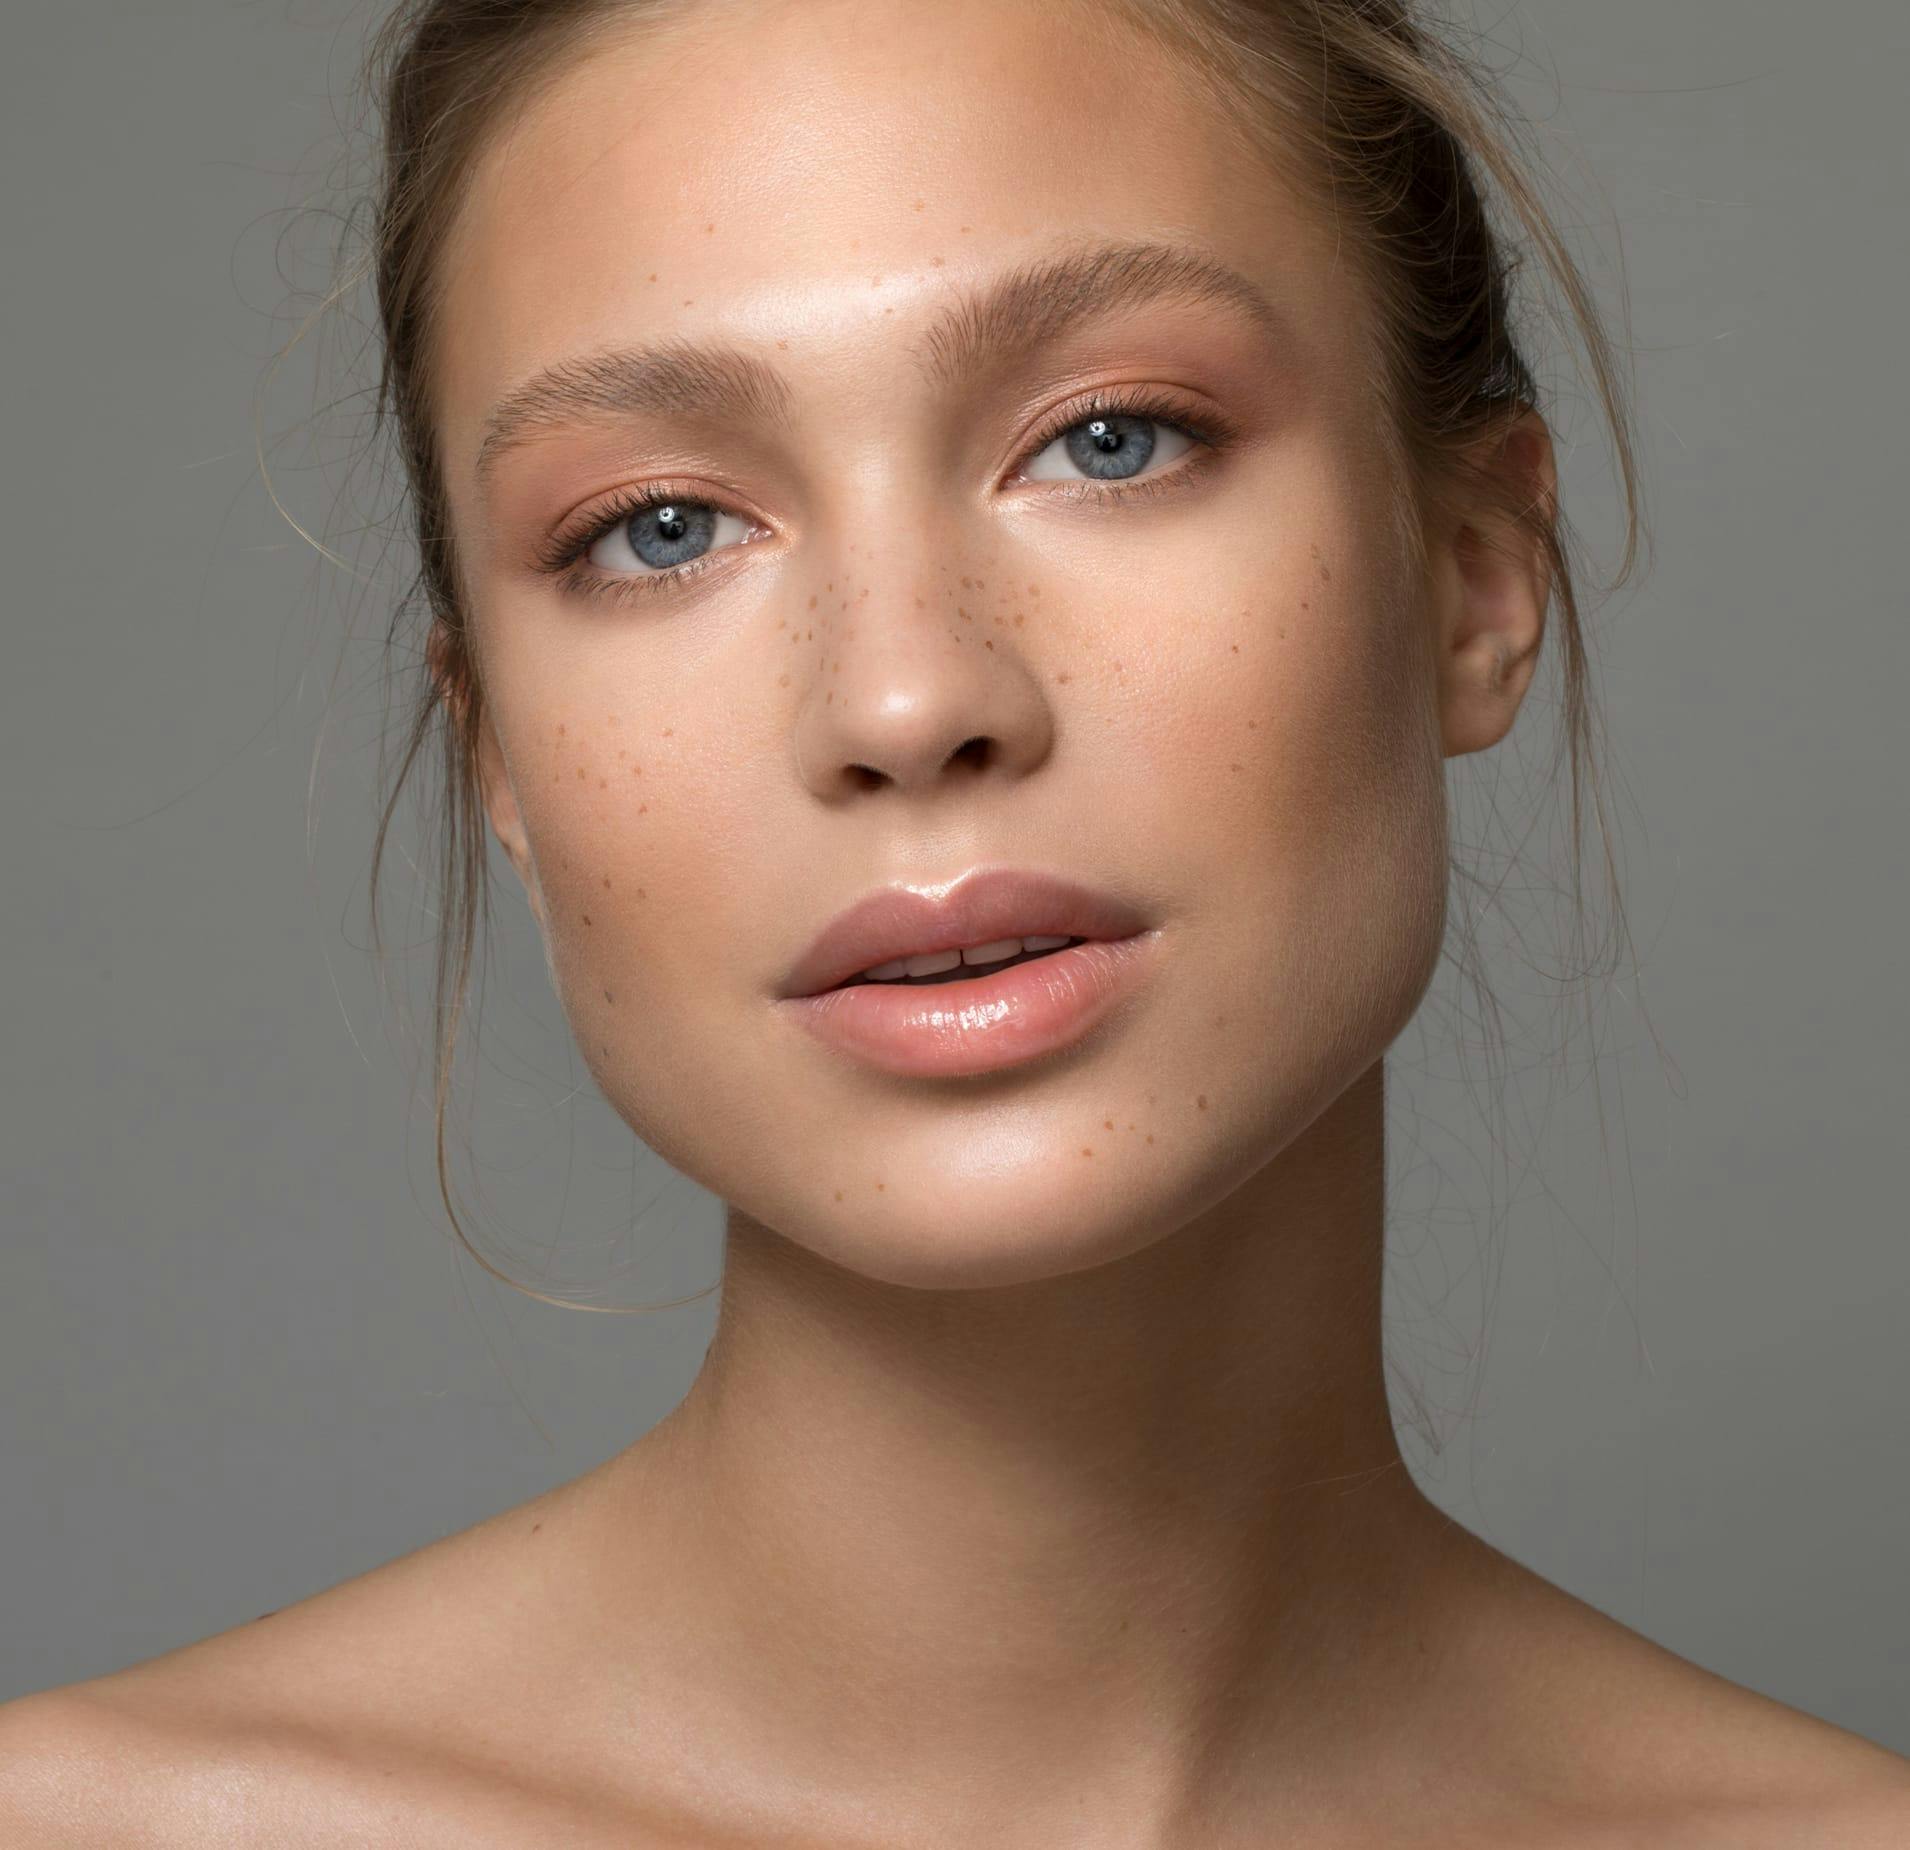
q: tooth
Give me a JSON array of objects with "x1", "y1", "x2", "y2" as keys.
[
  {"x1": 1021, "y1": 934, "x2": 1072, "y2": 952},
  {"x1": 861, "y1": 954, "x2": 915, "y2": 981},
  {"x1": 960, "y1": 937, "x2": 1024, "y2": 967},
  {"x1": 901, "y1": 948, "x2": 965, "y2": 978}
]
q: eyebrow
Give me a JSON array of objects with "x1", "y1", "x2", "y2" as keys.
[{"x1": 471, "y1": 238, "x2": 1288, "y2": 494}]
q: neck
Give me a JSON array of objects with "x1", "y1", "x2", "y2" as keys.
[{"x1": 583, "y1": 1059, "x2": 1472, "y2": 1839}]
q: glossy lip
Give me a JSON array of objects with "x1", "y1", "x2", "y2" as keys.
[
  {"x1": 776, "y1": 929, "x2": 1163, "y2": 1079},
  {"x1": 773, "y1": 864, "x2": 1155, "y2": 1001}
]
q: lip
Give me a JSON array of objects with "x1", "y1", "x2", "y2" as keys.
[
  {"x1": 772, "y1": 865, "x2": 1160, "y2": 1080},
  {"x1": 776, "y1": 930, "x2": 1162, "y2": 1078},
  {"x1": 774, "y1": 865, "x2": 1154, "y2": 1002}
]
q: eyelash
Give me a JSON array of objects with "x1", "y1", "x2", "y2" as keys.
[{"x1": 532, "y1": 385, "x2": 1241, "y2": 609}]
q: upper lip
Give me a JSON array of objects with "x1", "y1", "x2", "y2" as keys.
[{"x1": 775, "y1": 865, "x2": 1152, "y2": 999}]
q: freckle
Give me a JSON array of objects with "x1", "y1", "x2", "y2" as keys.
[
  {"x1": 915, "y1": 596, "x2": 924, "y2": 608},
  {"x1": 1028, "y1": 582, "x2": 1039, "y2": 596},
  {"x1": 1081, "y1": 1147, "x2": 1093, "y2": 1157},
  {"x1": 960, "y1": 225, "x2": 970, "y2": 233},
  {"x1": 807, "y1": 628, "x2": 814, "y2": 639},
  {"x1": 602, "y1": 876, "x2": 611, "y2": 889},
  {"x1": 779, "y1": 673, "x2": 789, "y2": 686},
  {"x1": 557, "y1": 724, "x2": 566, "y2": 736},
  {"x1": 638, "y1": 803, "x2": 647, "y2": 813},
  {"x1": 1057, "y1": 671, "x2": 1070, "y2": 684},
  {"x1": 1214, "y1": 1014, "x2": 1225, "y2": 1027},
  {"x1": 1104, "y1": 1118, "x2": 1114, "y2": 1130},
  {"x1": 1232, "y1": 644, "x2": 1240, "y2": 653},
  {"x1": 598, "y1": 777, "x2": 608, "y2": 788},
  {"x1": 1300, "y1": 600, "x2": 1309, "y2": 610},
  {"x1": 834, "y1": 1189, "x2": 844, "y2": 1201},
  {"x1": 912, "y1": 198, "x2": 924, "y2": 211},
  {"x1": 1230, "y1": 762, "x2": 1241, "y2": 771},
  {"x1": 577, "y1": 766, "x2": 586, "y2": 779},
  {"x1": 1147, "y1": 1093, "x2": 1157, "y2": 1105},
  {"x1": 984, "y1": 639, "x2": 994, "y2": 650},
  {"x1": 1114, "y1": 661, "x2": 1123, "y2": 673},
  {"x1": 648, "y1": 272, "x2": 657, "y2": 282},
  {"x1": 636, "y1": 887, "x2": 645, "y2": 899},
  {"x1": 1013, "y1": 613, "x2": 1025, "y2": 627},
  {"x1": 875, "y1": 1180, "x2": 884, "y2": 1191},
  {"x1": 1127, "y1": 1122, "x2": 1135, "y2": 1130},
  {"x1": 777, "y1": 338, "x2": 788, "y2": 349},
  {"x1": 1278, "y1": 628, "x2": 1287, "y2": 640},
  {"x1": 582, "y1": 913, "x2": 592, "y2": 926},
  {"x1": 631, "y1": 764, "x2": 642, "y2": 775},
  {"x1": 975, "y1": 578, "x2": 985, "y2": 588},
  {"x1": 931, "y1": 254, "x2": 944, "y2": 267},
  {"x1": 1145, "y1": 1133, "x2": 1154, "y2": 1144},
  {"x1": 834, "y1": 659, "x2": 842, "y2": 673},
  {"x1": 603, "y1": 988, "x2": 614, "y2": 1002},
  {"x1": 826, "y1": 581, "x2": 833, "y2": 591},
  {"x1": 1196, "y1": 1094, "x2": 1208, "y2": 1109},
  {"x1": 960, "y1": 576, "x2": 971, "y2": 588},
  {"x1": 532, "y1": 1522, "x2": 543, "y2": 1534},
  {"x1": 617, "y1": 748, "x2": 626, "y2": 758},
  {"x1": 1321, "y1": 566, "x2": 1331, "y2": 581},
  {"x1": 957, "y1": 606, "x2": 970, "y2": 621},
  {"x1": 682, "y1": 298, "x2": 693, "y2": 306},
  {"x1": 1247, "y1": 720, "x2": 1256, "y2": 729},
  {"x1": 808, "y1": 595, "x2": 817, "y2": 610},
  {"x1": 662, "y1": 728, "x2": 672, "y2": 737},
  {"x1": 826, "y1": 690, "x2": 833, "y2": 704},
  {"x1": 705, "y1": 222, "x2": 714, "y2": 232}
]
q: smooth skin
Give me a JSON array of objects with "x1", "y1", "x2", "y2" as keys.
[{"x1": 6, "y1": 1, "x2": 1908, "y2": 1843}]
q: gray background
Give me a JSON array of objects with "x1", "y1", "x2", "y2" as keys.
[{"x1": 4, "y1": 0, "x2": 1906, "y2": 1751}]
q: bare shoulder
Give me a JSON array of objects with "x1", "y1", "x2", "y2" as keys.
[
  {"x1": 0, "y1": 1485, "x2": 628, "y2": 1847},
  {"x1": 1437, "y1": 1526, "x2": 1910, "y2": 1847}
]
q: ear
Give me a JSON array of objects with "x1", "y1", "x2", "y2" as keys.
[
  {"x1": 1427, "y1": 409, "x2": 1556, "y2": 758},
  {"x1": 427, "y1": 621, "x2": 548, "y2": 931}
]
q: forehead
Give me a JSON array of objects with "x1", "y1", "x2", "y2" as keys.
[{"x1": 434, "y1": 0, "x2": 1360, "y2": 479}]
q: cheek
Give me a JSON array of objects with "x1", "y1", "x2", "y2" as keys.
[{"x1": 1142, "y1": 526, "x2": 1450, "y2": 1078}]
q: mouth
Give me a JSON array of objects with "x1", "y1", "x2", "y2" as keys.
[
  {"x1": 827, "y1": 934, "x2": 1091, "y2": 990},
  {"x1": 776, "y1": 929, "x2": 1161, "y2": 1080},
  {"x1": 775, "y1": 865, "x2": 1152, "y2": 1003}
]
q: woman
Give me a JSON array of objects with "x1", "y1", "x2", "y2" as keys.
[{"x1": 5, "y1": 0, "x2": 1907, "y2": 1841}]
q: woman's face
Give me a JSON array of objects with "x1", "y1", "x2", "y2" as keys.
[{"x1": 433, "y1": 0, "x2": 1470, "y2": 1289}]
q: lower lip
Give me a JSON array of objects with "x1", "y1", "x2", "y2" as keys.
[{"x1": 777, "y1": 931, "x2": 1161, "y2": 1078}]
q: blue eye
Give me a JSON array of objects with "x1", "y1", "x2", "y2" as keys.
[
  {"x1": 583, "y1": 497, "x2": 755, "y2": 578},
  {"x1": 1020, "y1": 408, "x2": 1196, "y2": 486}
]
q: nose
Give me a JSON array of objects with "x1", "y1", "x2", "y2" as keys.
[{"x1": 789, "y1": 543, "x2": 1057, "y2": 804}]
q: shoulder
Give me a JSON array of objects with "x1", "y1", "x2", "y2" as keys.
[
  {"x1": 1423, "y1": 1522, "x2": 1910, "y2": 1847},
  {"x1": 0, "y1": 1680, "x2": 303, "y2": 1848},
  {"x1": 0, "y1": 1506, "x2": 564, "y2": 1846}
]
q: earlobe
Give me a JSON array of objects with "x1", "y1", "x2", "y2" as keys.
[{"x1": 1432, "y1": 411, "x2": 1556, "y2": 759}]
